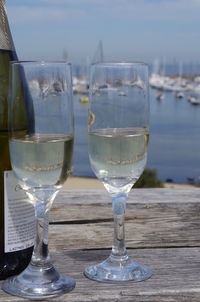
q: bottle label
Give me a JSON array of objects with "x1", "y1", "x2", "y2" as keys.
[{"x1": 4, "y1": 171, "x2": 35, "y2": 253}]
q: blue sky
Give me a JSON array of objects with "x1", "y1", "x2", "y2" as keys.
[{"x1": 6, "y1": 0, "x2": 200, "y2": 64}]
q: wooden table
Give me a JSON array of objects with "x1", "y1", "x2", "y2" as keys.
[{"x1": 1, "y1": 188, "x2": 200, "y2": 301}]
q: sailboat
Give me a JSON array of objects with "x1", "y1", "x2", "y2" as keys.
[
  {"x1": 79, "y1": 40, "x2": 105, "y2": 104},
  {"x1": 92, "y1": 40, "x2": 104, "y2": 64}
]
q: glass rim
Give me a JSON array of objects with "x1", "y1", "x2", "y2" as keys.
[
  {"x1": 10, "y1": 60, "x2": 72, "y2": 66},
  {"x1": 90, "y1": 61, "x2": 148, "y2": 68}
]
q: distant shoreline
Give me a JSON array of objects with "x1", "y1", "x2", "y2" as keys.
[{"x1": 63, "y1": 176, "x2": 196, "y2": 190}]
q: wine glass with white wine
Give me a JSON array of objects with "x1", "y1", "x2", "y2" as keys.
[
  {"x1": 2, "y1": 61, "x2": 75, "y2": 299},
  {"x1": 84, "y1": 62, "x2": 152, "y2": 282}
]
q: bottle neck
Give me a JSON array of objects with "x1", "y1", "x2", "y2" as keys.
[{"x1": 0, "y1": 0, "x2": 15, "y2": 51}]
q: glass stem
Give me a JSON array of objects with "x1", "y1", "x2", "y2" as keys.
[
  {"x1": 31, "y1": 202, "x2": 51, "y2": 267},
  {"x1": 111, "y1": 193, "x2": 127, "y2": 258}
]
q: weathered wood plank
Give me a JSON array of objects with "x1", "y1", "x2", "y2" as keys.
[
  {"x1": 1, "y1": 247, "x2": 200, "y2": 301},
  {"x1": 50, "y1": 188, "x2": 200, "y2": 222},
  {"x1": 1, "y1": 189, "x2": 200, "y2": 301},
  {"x1": 48, "y1": 189, "x2": 200, "y2": 250}
]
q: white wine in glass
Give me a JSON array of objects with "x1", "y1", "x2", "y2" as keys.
[
  {"x1": 85, "y1": 62, "x2": 152, "y2": 282},
  {"x1": 2, "y1": 61, "x2": 75, "y2": 299}
]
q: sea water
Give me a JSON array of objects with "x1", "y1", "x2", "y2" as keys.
[{"x1": 72, "y1": 88, "x2": 200, "y2": 184}]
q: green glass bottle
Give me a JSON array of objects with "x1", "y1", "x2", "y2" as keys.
[{"x1": 0, "y1": 0, "x2": 33, "y2": 279}]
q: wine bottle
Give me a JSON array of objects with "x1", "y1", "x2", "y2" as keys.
[{"x1": 0, "y1": 0, "x2": 33, "y2": 279}]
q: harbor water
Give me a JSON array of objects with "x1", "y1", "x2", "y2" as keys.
[{"x1": 72, "y1": 88, "x2": 200, "y2": 184}]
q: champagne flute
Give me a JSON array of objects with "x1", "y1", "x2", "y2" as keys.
[
  {"x1": 84, "y1": 62, "x2": 152, "y2": 282},
  {"x1": 2, "y1": 61, "x2": 75, "y2": 299}
]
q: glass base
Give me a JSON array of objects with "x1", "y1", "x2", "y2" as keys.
[
  {"x1": 84, "y1": 254, "x2": 152, "y2": 283},
  {"x1": 2, "y1": 262, "x2": 75, "y2": 300}
]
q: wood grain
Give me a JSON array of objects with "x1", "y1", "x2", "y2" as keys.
[
  {"x1": 49, "y1": 188, "x2": 200, "y2": 251},
  {"x1": 1, "y1": 247, "x2": 200, "y2": 301},
  {"x1": 1, "y1": 189, "x2": 200, "y2": 301}
]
